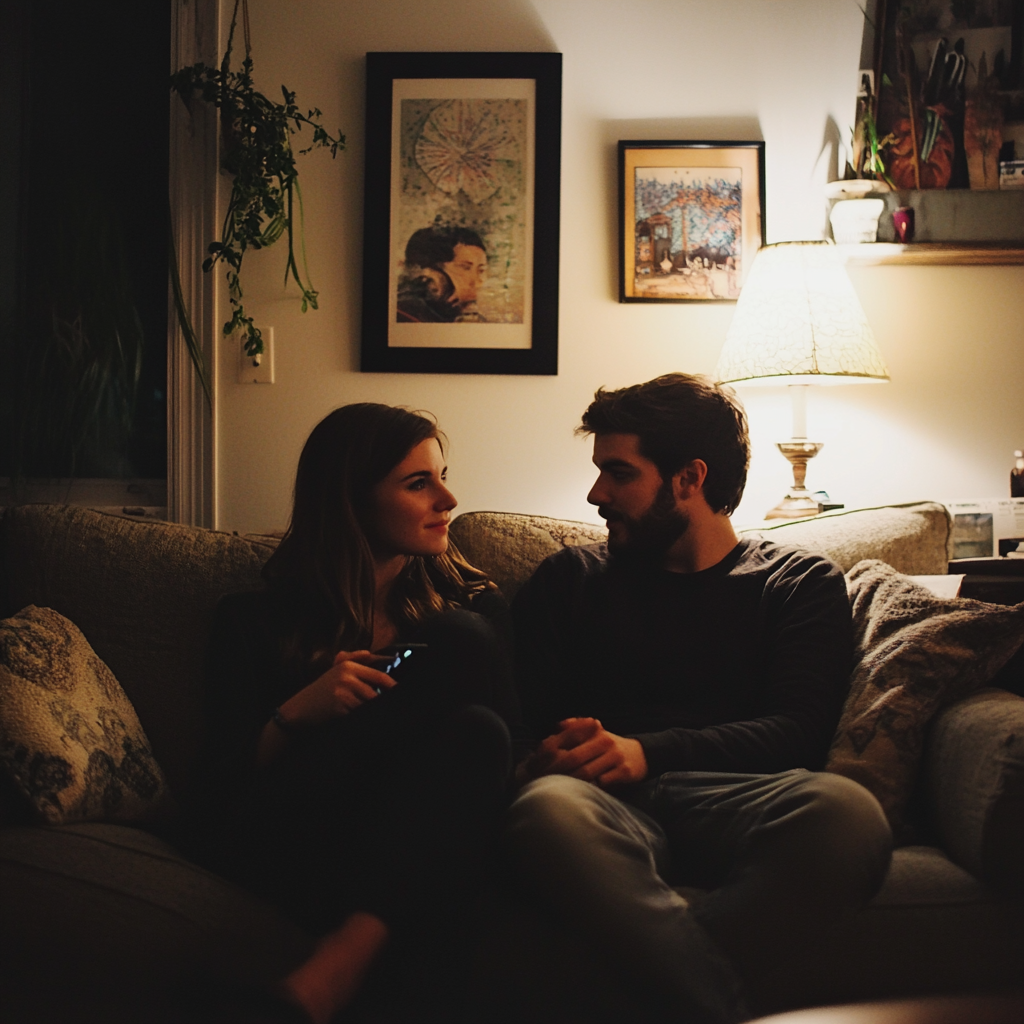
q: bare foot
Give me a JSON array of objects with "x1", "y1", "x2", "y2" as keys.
[{"x1": 281, "y1": 911, "x2": 389, "y2": 1024}]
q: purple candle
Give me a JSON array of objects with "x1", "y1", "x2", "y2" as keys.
[{"x1": 893, "y1": 207, "x2": 914, "y2": 244}]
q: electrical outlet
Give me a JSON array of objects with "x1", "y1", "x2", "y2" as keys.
[{"x1": 238, "y1": 327, "x2": 275, "y2": 384}]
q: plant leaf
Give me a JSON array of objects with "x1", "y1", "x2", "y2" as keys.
[{"x1": 168, "y1": 205, "x2": 212, "y2": 407}]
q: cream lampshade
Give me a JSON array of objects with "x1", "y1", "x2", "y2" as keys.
[{"x1": 715, "y1": 241, "x2": 890, "y2": 520}]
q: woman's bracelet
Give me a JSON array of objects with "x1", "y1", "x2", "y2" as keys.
[{"x1": 270, "y1": 706, "x2": 301, "y2": 735}]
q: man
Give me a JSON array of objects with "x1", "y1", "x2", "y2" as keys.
[
  {"x1": 505, "y1": 374, "x2": 891, "y2": 1023},
  {"x1": 396, "y1": 226, "x2": 487, "y2": 323}
]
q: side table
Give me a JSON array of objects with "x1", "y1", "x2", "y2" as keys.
[{"x1": 949, "y1": 557, "x2": 1024, "y2": 605}]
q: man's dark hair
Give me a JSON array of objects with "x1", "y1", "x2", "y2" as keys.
[
  {"x1": 577, "y1": 373, "x2": 750, "y2": 515},
  {"x1": 404, "y1": 226, "x2": 486, "y2": 270}
]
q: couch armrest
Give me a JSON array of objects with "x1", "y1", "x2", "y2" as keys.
[{"x1": 924, "y1": 688, "x2": 1024, "y2": 896}]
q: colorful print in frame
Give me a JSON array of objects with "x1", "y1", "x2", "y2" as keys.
[
  {"x1": 362, "y1": 53, "x2": 561, "y2": 374},
  {"x1": 619, "y1": 141, "x2": 765, "y2": 303},
  {"x1": 394, "y1": 88, "x2": 531, "y2": 335}
]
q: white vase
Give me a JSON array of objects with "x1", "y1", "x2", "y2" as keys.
[{"x1": 830, "y1": 198, "x2": 885, "y2": 244}]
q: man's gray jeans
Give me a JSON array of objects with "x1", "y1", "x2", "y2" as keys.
[{"x1": 504, "y1": 769, "x2": 892, "y2": 1022}]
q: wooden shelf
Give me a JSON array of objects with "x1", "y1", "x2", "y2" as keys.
[{"x1": 839, "y1": 243, "x2": 1024, "y2": 266}]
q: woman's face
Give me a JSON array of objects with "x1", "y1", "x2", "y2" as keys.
[{"x1": 369, "y1": 437, "x2": 457, "y2": 559}]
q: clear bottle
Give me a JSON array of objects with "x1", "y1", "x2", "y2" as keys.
[{"x1": 1012, "y1": 450, "x2": 1024, "y2": 498}]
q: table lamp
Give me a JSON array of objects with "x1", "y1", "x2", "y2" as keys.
[{"x1": 715, "y1": 241, "x2": 889, "y2": 520}]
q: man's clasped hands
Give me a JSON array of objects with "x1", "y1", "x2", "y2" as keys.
[{"x1": 517, "y1": 716, "x2": 649, "y2": 788}]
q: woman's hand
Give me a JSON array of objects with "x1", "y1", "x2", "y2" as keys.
[
  {"x1": 280, "y1": 650, "x2": 397, "y2": 728},
  {"x1": 257, "y1": 651, "x2": 395, "y2": 767}
]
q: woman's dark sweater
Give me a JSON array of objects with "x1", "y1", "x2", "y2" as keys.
[
  {"x1": 200, "y1": 586, "x2": 519, "y2": 806},
  {"x1": 189, "y1": 586, "x2": 520, "y2": 932}
]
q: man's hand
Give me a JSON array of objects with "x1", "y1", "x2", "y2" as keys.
[{"x1": 521, "y1": 717, "x2": 648, "y2": 788}]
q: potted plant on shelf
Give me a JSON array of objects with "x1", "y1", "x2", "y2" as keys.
[{"x1": 825, "y1": 76, "x2": 897, "y2": 244}]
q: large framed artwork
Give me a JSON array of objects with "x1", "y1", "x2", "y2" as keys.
[
  {"x1": 361, "y1": 52, "x2": 562, "y2": 374},
  {"x1": 619, "y1": 141, "x2": 765, "y2": 303}
]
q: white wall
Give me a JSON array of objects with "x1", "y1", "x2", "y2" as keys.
[{"x1": 213, "y1": 0, "x2": 1024, "y2": 534}]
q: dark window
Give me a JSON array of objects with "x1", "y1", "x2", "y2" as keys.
[{"x1": 0, "y1": 0, "x2": 169, "y2": 501}]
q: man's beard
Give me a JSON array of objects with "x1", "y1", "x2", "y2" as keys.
[{"x1": 601, "y1": 480, "x2": 690, "y2": 562}]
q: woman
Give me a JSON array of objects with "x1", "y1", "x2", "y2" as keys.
[{"x1": 197, "y1": 404, "x2": 520, "y2": 1024}]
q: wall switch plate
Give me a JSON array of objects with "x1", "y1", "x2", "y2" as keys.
[{"x1": 238, "y1": 327, "x2": 275, "y2": 384}]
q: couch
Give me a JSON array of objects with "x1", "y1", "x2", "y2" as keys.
[{"x1": 0, "y1": 501, "x2": 1021, "y2": 1023}]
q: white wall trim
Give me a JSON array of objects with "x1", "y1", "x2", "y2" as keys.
[{"x1": 167, "y1": 0, "x2": 220, "y2": 528}]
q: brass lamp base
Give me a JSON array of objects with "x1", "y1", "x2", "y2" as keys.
[{"x1": 765, "y1": 441, "x2": 825, "y2": 521}]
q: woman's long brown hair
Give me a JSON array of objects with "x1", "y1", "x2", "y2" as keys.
[{"x1": 262, "y1": 403, "x2": 493, "y2": 677}]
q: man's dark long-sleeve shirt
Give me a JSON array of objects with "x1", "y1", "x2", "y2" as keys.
[{"x1": 512, "y1": 537, "x2": 853, "y2": 775}]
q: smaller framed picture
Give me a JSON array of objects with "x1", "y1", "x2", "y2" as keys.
[{"x1": 619, "y1": 140, "x2": 765, "y2": 303}]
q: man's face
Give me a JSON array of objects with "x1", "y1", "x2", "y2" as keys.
[
  {"x1": 441, "y1": 244, "x2": 487, "y2": 308},
  {"x1": 587, "y1": 433, "x2": 689, "y2": 560}
]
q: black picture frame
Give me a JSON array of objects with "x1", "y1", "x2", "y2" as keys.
[
  {"x1": 618, "y1": 140, "x2": 766, "y2": 303},
  {"x1": 361, "y1": 52, "x2": 562, "y2": 374}
]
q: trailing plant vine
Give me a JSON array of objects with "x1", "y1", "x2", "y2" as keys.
[{"x1": 169, "y1": 0, "x2": 344, "y2": 398}]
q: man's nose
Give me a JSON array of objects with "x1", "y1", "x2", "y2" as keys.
[{"x1": 586, "y1": 479, "x2": 606, "y2": 506}]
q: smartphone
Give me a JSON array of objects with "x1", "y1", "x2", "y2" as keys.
[{"x1": 372, "y1": 643, "x2": 428, "y2": 693}]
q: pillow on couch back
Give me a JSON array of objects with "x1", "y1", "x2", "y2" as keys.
[{"x1": 0, "y1": 506, "x2": 278, "y2": 807}]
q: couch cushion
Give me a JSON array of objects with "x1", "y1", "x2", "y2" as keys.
[
  {"x1": 748, "y1": 844, "x2": 1024, "y2": 1012},
  {"x1": 740, "y1": 502, "x2": 952, "y2": 575},
  {"x1": 926, "y1": 688, "x2": 1024, "y2": 897},
  {"x1": 469, "y1": 845, "x2": 1024, "y2": 1020},
  {"x1": 0, "y1": 505, "x2": 277, "y2": 804},
  {"x1": 0, "y1": 822, "x2": 312, "y2": 1023},
  {"x1": 826, "y1": 561, "x2": 1024, "y2": 838},
  {"x1": 0, "y1": 605, "x2": 169, "y2": 825},
  {"x1": 450, "y1": 512, "x2": 607, "y2": 601}
]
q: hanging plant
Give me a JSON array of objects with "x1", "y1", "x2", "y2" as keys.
[{"x1": 169, "y1": 0, "x2": 344, "y2": 401}]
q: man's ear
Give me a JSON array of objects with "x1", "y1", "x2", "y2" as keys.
[{"x1": 671, "y1": 459, "x2": 708, "y2": 503}]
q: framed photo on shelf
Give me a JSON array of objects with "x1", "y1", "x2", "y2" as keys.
[
  {"x1": 361, "y1": 51, "x2": 562, "y2": 374},
  {"x1": 618, "y1": 140, "x2": 765, "y2": 303}
]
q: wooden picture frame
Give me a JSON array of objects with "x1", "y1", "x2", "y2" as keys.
[
  {"x1": 618, "y1": 140, "x2": 765, "y2": 303},
  {"x1": 361, "y1": 52, "x2": 562, "y2": 374}
]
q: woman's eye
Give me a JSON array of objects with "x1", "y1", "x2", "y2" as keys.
[{"x1": 408, "y1": 479, "x2": 427, "y2": 491}]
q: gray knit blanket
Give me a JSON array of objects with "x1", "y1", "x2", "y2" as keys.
[{"x1": 826, "y1": 560, "x2": 1024, "y2": 834}]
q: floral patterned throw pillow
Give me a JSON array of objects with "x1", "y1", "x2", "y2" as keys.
[{"x1": 0, "y1": 606, "x2": 169, "y2": 824}]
